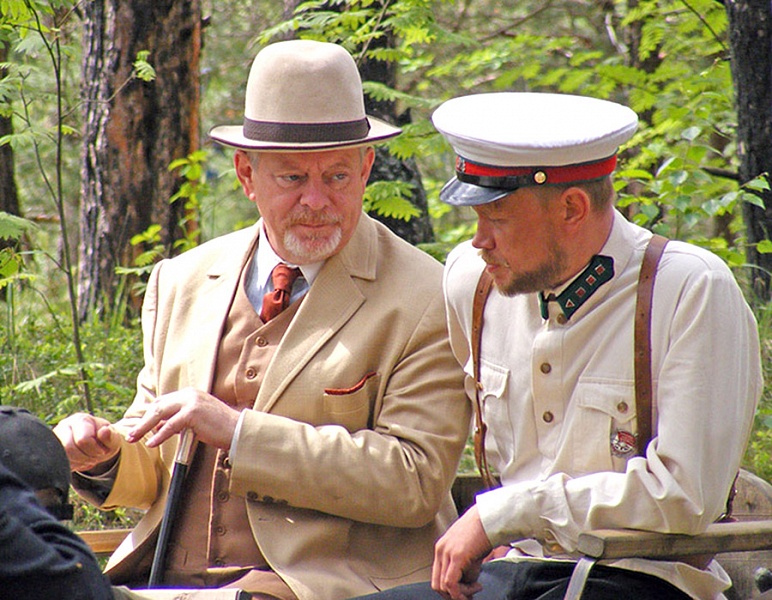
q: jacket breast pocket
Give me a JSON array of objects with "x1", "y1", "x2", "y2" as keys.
[
  {"x1": 323, "y1": 371, "x2": 380, "y2": 432},
  {"x1": 573, "y1": 379, "x2": 637, "y2": 474}
]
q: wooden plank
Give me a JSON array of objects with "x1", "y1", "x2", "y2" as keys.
[
  {"x1": 578, "y1": 520, "x2": 772, "y2": 559},
  {"x1": 78, "y1": 528, "x2": 131, "y2": 556}
]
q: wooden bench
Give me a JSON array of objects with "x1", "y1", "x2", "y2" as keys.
[{"x1": 78, "y1": 527, "x2": 131, "y2": 557}]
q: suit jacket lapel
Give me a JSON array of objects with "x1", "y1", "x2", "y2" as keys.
[
  {"x1": 256, "y1": 214, "x2": 378, "y2": 413},
  {"x1": 188, "y1": 224, "x2": 260, "y2": 392}
]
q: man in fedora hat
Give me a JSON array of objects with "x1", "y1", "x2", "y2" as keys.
[
  {"x1": 358, "y1": 92, "x2": 761, "y2": 599},
  {"x1": 54, "y1": 40, "x2": 470, "y2": 600}
]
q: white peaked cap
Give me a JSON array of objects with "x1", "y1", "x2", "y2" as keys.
[{"x1": 432, "y1": 92, "x2": 638, "y2": 206}]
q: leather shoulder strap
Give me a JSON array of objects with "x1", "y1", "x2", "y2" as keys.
[
  {"x1": 634, "y1": 234, "x2": 668, "y2": 456},
  {"x1": 633, "y1": 233, "x2": 737, "y2": 522},
  {"x1": 472, "y1": 269, "x2": 498, "y2": 489}
]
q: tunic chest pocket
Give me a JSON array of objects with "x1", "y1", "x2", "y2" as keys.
[
  {"x1": 477, "y1": 360, "x2": 512, "y2": 466},
  {"x1": 573, "y1": 380, "x2": 637, "y2": 473}
]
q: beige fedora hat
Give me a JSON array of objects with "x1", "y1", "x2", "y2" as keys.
[{"x1": 209, "y1": 40, "x2": 402, "y2": 151}]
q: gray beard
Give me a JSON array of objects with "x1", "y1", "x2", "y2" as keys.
[{"x1": 283, "y1": 226, "x2": 343, "y2": 263}]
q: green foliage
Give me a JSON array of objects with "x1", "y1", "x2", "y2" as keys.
[
  {"x1": 0, "y1": 317, "x2": 142, "y2": 423},
  {"x1": 0, "y1": 313, "x2": 144, "y2": 531},
  {"x1": 0, "y1": 210, "x2": 34, "y2": 240},
  {"x1": 362, "y1": 180, "x2": 421, "y2": 220},
  {"x1": 0, "y1": 248, "x2": 20, "y2": 280},
  {"x1": 132, "y1": 50, "x2": 156, "y2": 82},
  {"x1": 168, "y1": 149, "x2": 207, "y2": 253}
]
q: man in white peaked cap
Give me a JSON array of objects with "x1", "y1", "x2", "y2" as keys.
[
  {"x1": 358, "y1": 92, "x2": 761, "y2": 599},
  {"x1": 54, "y1": 40, "x2": 470, "y2": 600}
]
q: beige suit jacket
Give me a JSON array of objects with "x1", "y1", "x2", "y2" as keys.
[{"x1": 84, "y1": 214, "x2": 471, "y2": 600}]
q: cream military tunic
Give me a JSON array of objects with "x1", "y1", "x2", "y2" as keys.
[{"x1": 444, "y1": 210, "x2": 762, "y2": 599}]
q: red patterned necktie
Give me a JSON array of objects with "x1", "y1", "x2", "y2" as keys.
[{"x1": 260, "y1": 264, "x2": 301, "y2": 322}]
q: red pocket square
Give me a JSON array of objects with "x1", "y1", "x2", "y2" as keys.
[{"x1": 324, "y1": 371, "x2": 378, "y2": 395}]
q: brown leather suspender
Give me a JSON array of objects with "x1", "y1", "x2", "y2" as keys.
[
  {"x1": 470, "y1": 234, "x2": 668, "y2": 488},
  {"x1": 633, "y1": 234, "x2": 736, "y2": 521},
  {"x1": 633, "y1": 234, "x2": 668, "y2": 455},
  {"x1": 472, "y1": 270, "x2": 497, "y2": 489}
]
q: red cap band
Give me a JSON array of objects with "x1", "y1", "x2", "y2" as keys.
[{"x1": 456, "y1": 154, "x2": 618, "y2": 188}]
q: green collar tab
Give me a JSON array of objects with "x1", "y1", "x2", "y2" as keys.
[{"x1": 539, "y1": 255, "x2": 614, "y2": 320}]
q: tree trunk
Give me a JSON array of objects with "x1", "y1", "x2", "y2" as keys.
[
  {"x1": 725, "y1": 0, "x2": 772, "y2": 300},
  {"x1": 79, "y1": 0, "x2": 201, "y2": 320},
  {"x1": 0, "y1": 42, "x2": 21, "y2": 302},
  {"x1": 0, "y1": 43, "x2": 20, "y2": 221}
]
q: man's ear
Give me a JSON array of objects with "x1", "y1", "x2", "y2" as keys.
[
  {"x1": 360, "y1": 146, "x2": 376, "y2": 185},
  {"x1": 234, "y1": 150, "x2": 256, "y2": 200},
  {"x1": 560, "y1": 186, "x2": 591, "y2": 227}
]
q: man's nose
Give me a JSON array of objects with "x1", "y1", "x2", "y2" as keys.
[
  {"x1": 471, "y1": 221, "x2": 493, "y2": 250},
  {"x1": 299, "y1": 178, "x2": 331, "y2": 210}
]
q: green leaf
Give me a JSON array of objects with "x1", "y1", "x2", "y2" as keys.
[
  {"x1": 745, "y1": 175, "x2": 770, "y2": 192},
  {"x1": 681, "y1": 126, "x2": 701, "y2": 141},
  {"x1": 133, "y1": 50, "x2": 156, "y2": 82},
  {"x1": 130, "y1": 224, "x2": 162, "y2": 246},
  {"x1": 741, "y1": 191, "x2": 766, "y2": 209},
  {"x1": 757, "y1": 240, "x2": 772, "y2": 254},
  {"x1": 0, "y1": 211, "x2": 35, "y2": 240},
  {"x1": 0, "y1": 247, "x2": 20, "y2": 277},
  {"x1": 616, "y1": 168, "x2": 654, "y2": 181}
]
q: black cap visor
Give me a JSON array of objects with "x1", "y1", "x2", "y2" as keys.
[{"x1": 439, "y1": 177, "x2": 516, "y2": 207}]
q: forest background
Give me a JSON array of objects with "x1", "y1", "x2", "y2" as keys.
[{"x1": 1, "y1": 0, "x2": 772, "y2": 531}]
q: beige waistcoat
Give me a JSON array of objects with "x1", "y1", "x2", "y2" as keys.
[{"x1": 164, "y1": 261, "x2": 300, "y2": 596}]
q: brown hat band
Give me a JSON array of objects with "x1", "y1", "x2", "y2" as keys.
[{"x1": 243, "y1": 117, "x2": 371, "y2": 144}]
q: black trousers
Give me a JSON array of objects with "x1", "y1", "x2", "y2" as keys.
[{"x1": 355, "y1": 560, "x2": 691, "y2": 600}]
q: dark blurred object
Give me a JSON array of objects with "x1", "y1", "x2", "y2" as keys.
[
  {"x1": 756, "y1": 567, "x2": 772, "y2": 593},
  {"x1": 0, "y1": 406, "x2": 73, "y2": 520}
]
